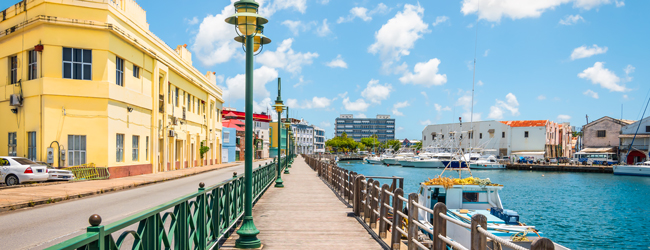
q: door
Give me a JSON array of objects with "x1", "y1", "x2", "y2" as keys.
[{"x1": 222, "y1": 148, "x2": 229, "y2": 163}]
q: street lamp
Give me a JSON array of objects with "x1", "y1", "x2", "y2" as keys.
[
  {"x1": 284, "y1": 107, "x2": 291, "y2": 174},
  {"x1": 271, "y1": 78, "x2": 285, "y2": 188},
  {"x1": 224, "y1": 1, "x2": 270, "y2": 248}
]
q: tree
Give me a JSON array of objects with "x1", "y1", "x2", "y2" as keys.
[
  {"x1": 325, "y1": 134, "x2": 358, "y2": 153},
  {"x1": 360, "y1": 137, "x2": 380, "y2": 152},
  {"x1": 200, "y1": 140, "x2": 210, "y2": 159},
  {"x1": 385, "y1": 140, "x2": 401, "y2": 151},
  {"x1": 415, "y1": 141, "x2": 422, "y2": 150}
]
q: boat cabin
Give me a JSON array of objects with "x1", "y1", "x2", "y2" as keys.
[{"x1": 417, "y1": 184, "x2": 504, "y2": 222}]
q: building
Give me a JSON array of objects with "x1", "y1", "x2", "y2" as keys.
[
  {"x1": 619, "y1": 116, "x2": 650, "y2": 164},
  {"x1": 401, "y1": 139, "x2": 420, "y2": 148},
  {"x1": 269, "y1": 122, "x2": 287, "y2": 158},
  {"x1": 580, "y1": 116, "x2": 635, "y2": 162},
  {"x1": 314, "y1": 126, "x2": 325, "y2": 154},
  {"x1": 291, "y1": 119, "x2": 314, "y2": 154},
  {"x1": 221, "y1": 127, "x2": 237, "y2": 163},
  {"x1": 421, "y1": 120, "x2": 573, "y2": 159},
  {"x1": 222, "y1": 109, "x2": 271, "y2": 159},
  {"x1": 0, "y1": 0, "x2": 224, "y2": 178},
  {"x1": 335, "y1": 114, "x2": 395, "y2": 142}
]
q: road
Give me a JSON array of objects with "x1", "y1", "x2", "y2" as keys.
[{"x1": 0, "y1": 159, "x2": 273, "y2": 250}]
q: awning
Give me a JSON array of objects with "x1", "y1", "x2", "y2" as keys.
[
  {"x1": 579, "y1": 147, "x2": 616, "y2": 153},
  {"x1": 511, "y1": 151, "x2": 545, "y2": 155},
  {"x1": 619, "y1": 134, "x2": 650, "y2": 138}
]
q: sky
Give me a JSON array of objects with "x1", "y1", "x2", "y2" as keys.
[{"x1": 8, "y1": 0, "x2": 649, "y2": 140}]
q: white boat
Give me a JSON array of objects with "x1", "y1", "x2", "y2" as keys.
[
  {"x1": 383, "y1": 149, "x2": 415, "y2": 166},
  {"x1": 398, "y1": 157, "x2": 418, "y2": 167},
  {"x1": 417, "y1": 178, "x2": 569, "y2": 250},
  {"x1": 469, "y1": 155, "x2": 506, "y2": 169},
  {"x1": 613, "y1": 161, "x2": 650, "y2": 176},
  {"x1": 365, "y1": 156, "x2": 383, "y2": 164},
  {"x1": 410, "y1": 157, "x2": 444, "y2": 168}
]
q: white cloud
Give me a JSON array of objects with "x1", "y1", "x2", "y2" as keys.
[
  {"x1": 316, "y1": 19, "x2": 332, "y2": 37},
  {"x1": 286, "y1": 96, "x2": 333, "y2": 109},
  {"x1": 557, "y1": 114, "x2": 572, "y2": 121},
  {"x1": 361, "y1": 79, "x2": 393, "y2": 104},
  {"x1": 338, "y1": 92, "x2": 348, "y2": 98},
  {"x1": 477, "y1": 80, "x2": 484, "y2": 86},
  {"x1": 319, "y1": 0, "x2": 330, "y2": 4},
  {"x1": 253, "y1": 97, "x2": 272, "y2": 113},
  {"x1": 420, "y1": 120, "x2": 432, "y2": 126},
  {"x1": 392, "y1": 101, "x2": 410, "y2": 116},
  {"x1": 483, "y1": 50, "x2": 490, "y2": 57},
  {"x1": 432, "y1": 16, "x2": 449, "y2": 26},
  {"x1": 571, "y1": 44, "x2": 607, "y2": 60},
  {"x1": 338, "y1": 3, "x2": 389, "y2": 23},
  {"x1": 615, "y1": 0, "x2": 625, "y2": 7},
  {"x1": 624, "y1": 64, "x2": 635, "y2": 82},
  {"x1": 293, "y1": 76, "x2": 307, "y2": 88},
  {"x1": 461, "y1": 0, "x2": 616, "y2": 22},
  {"x1": 357, "y1": 113, "x2": 367, "y2": 118},
  {"x1": 216, "y1": 74, "x2": 224, "y2": 84},
  {"x1": 223, "y1": 66, "x2": 278, "y2": 101},
  {"x1": 326, "y1": 55, "x2": 348, "y2": 68},
  {"x1": 281, "y1": 20, "x2": 316, "y2": 36},
  {"x1": 434, "y1": 103, "x2": 451, "y2": 112},
  {"x1": 343, "y1": 97, "x2": 370, "y2": 112},
  {"x1": 421, "y1": 91, "x2": 428, "y2": 99},
  {"x1": 578, "y1": 62, "x2": 628, "y2": 92},
  {"x1": 487, "y1": 93, "x2": 520, "y2": 119},
  {"x1": 368, "y1": 4, "x2": 429, "y2": 73},
  {"x1": 559, "y1": 14, "x2": 584, "y2": 25},
  {"x1": 456, "y1": 94, "x2": 482, "y2": 122},
  {"x1": 537, "y1": 95, "x2": 546, "y2": 100},
  {"x1": 583, "y1": 89, "x2": 599, "y2": 99},
  {"x1": 399, "y1": 58, "x2": 447, "y2": 86},
  {"x1": 185, "y1": 17, "x2": 199, "y2": 25},
  {"x1": 259, "y1": 0, "x2": 307, "y2": 17},
  {"x1": 257, "y1": 39, "x2": 319, "y2": 75},
  {"x1": 320, "y1": 121, "x2": 331, "y2": 128}
]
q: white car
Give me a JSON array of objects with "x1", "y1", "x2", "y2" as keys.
[
  {"x1": 37, "y1": 162, "x2": 76, "y2": 181},
  {"x1": 0, "y1": 157, "x2": 50, "y2": 186}
]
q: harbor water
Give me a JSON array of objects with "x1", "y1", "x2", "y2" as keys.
[{"x1": 337, "y1": 161, "x2": 650, "y2": 250}]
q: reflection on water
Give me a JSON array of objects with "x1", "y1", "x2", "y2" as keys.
[{"x1": 337, "y1": 161, "x2": 650, "y2": 250}]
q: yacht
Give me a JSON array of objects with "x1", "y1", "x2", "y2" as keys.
[
  {"x1": 382, "y1": 149, "x2": 415, "y2": 166},
  {"x1": 469, "y1": 155, "x2": 506, "y2": 169},
  {"x1": 365, "y1": 155, "x2": 383, "y2": 164},
  {"x1": 417, "y1": 177, "x2": 569, "y2": 249},
  {"x1": 613, "y1": 161, "x2": 650, "y2": 176}
]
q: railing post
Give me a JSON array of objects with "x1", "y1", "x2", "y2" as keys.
[
  {"x1": 197, "y1": 183, "x2": 207, "y2": 250},
  {"x1": 379, "y1": 184, "x2": 390, "y2": 238},
  {"x1": 391, "y1": 188, "x2": 404, "y2": 250},
  {"x1": 531, "y1": 238, "x2": 555, "y2": 250},
  {"x1": 353, "y1": 175, "x2": 365, "y2": 216},
  {"x1": 470, "y1": 214, "x2": 487, "y2": 250},
  {"x1": 433, "y1": 202, "x2": 448, "y2": 250},
  {"x1": 364, "y1": 178, "x2": 374, "y2": 224},
  {"x1": 86, "y1": 214, "x2": 105, "y2": 250},
  {"x1": 371, "y1": 180, "x2": 380, "y2": 228},
  {"x1": 407, "y1": 193, "x2": 418, "y2": 250}
]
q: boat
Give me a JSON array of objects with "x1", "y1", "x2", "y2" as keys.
[
  {"x1": 410, "y1": 157, "x2": 444, "y2": 168},
  {"x1": 613, "y1": 161, "x2": 650, "y2": 176},
  {"x1": 417, "y1": 176, "x2": 569, "y2": 250},
  {"x1": 365, "y1": 155, "x2": 383, "y2": 164},
  {"x1": 469, "y1": 155, "x2": 506, "y2": 169},
  {"x1": 382, "y1": 149, "x2": 415, "y2": 166}
]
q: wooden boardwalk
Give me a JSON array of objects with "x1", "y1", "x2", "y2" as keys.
[{"x1": 223, "y1": 156, "x2": 382, "y2": 249}]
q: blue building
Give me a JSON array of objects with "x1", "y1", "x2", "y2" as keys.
[
  {"x1": 335, "y1": 114, "x2": 396, "y2": 142},
  {"x1": 222, "y1": 127, "x2": 237, "y2": 163}
]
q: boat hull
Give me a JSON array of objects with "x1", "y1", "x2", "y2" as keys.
[
  {"x1": 382, "y1": 158, "x2": 400, "y2": 165},
  {"x1": 613, "y1": 165, "x2": 650, "y2": 176},
  {"x1": 398, "y1": 160, "x2": 415, "y2": 167},
  {"x1": 469, "y1": 163, "x2": 506, "y2": 169},
  {"x1": 441, "y1": 161, "x2": 469, "y2": 168},
  {"x1": 366, "y1": 159, "x2": 383, "y2": 164},
  {"x1": 411, "y1": 160, "x2": 444, "y2": 168}
]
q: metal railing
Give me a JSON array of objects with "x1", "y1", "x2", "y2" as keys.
[
  {"x1": 46, "y1": 161, "x2": 278, "y2": 250},
  {"x1": 63, "y1": 163, "x2": 110, "y2": 180},
  {"x1": 303, "y1": 155, "x2": 557, "y2": 250}
]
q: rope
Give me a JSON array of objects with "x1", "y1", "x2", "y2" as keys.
[
  {"x1": 438, "y1": 235, "x2": 468, "y2": 250},
  {"x1": 477, "y1": 226, "x2": 527, "y2": 250}
]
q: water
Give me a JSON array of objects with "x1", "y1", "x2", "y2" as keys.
[{"x1": 337, "y1": 161, "x2": 650, "y2": 250}]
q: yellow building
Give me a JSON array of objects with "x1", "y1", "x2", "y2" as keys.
[{"x1": 0, "y1": 0, "x2": 224, "y2": 178}]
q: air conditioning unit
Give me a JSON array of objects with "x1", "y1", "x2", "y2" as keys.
[
  {"x1": 168, "y1": 130, "x2": 176, "y2": 137},
  {"x1": 10, "y1": 94, "x2": 22, "y2": 107}
]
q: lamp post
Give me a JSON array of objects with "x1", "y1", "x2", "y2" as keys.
[
  {"x1": 284, "y1": 107, "x2": 291, "y2": 174},
  {"x1": 224, "y1": 1, "x2": 270, "y2": 248},
  {"x1": 272, "y1": 78, "x2": 285, "y2": 188}
]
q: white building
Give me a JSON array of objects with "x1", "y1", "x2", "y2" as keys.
[
  {"x1": 291, "y1": 119, "x2": 315, "y2": 155},
  {"x1": 619, "y1": 116, "x2": 650, "y2": 164},
  {"x1": 314, "y1": 126, "x2": 325, "y2": 154},
  {"x1": 422, "y1": 121, "x2": 511, "y2": 156},
  {"x1": 254, "y1": 119, "x2": 270, "y2": 159}
]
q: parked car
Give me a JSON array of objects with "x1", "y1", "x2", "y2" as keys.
[
  {"x1": 36, "y1": 162, "x2": 76, "y2": 181},
  {"x1": 559, "y1": 157, "x2": 570, "y2": 163},
  {"x1": 0, "y1": 157, "x2": 49, "y2": 186},
  {"x1": 549, "y1": 158, "x2": 558, "y2": 163}
]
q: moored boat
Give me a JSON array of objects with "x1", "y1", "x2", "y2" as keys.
[{"x1": 613, "y1": 161, "x2": 650, "y2": 176}]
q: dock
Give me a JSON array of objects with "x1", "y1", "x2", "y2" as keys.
[{"x1": 223, "y1": 156, "x2": 383, "y2": 249}]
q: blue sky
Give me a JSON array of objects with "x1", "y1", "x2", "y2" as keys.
[{"x1": 10, "y1": 0, "x2": 649, "y2": 139}]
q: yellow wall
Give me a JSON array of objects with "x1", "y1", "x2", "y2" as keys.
[{"x1": 0, "y1": 0, "x2": 223, "y2": 174}]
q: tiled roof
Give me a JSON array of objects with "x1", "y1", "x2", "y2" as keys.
[
  {"x1": 223, "y1": 119, "x2": 245, "y2": 131},
  {"x1": 500, "y1": 120, "x2": 548, "y2": 127}
]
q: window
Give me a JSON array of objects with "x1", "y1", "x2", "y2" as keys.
[
  {"x1": 187, "y1": 93, "x2": 191, "y2": 110},
  {"x1": 647, "y1": 126, "x2": 650, "y2": 133},
  {"x1": 132, "y1": 135, "x2": 139, "y2": 161},
  {"x1": 8, "y1": 132, "x2": 17, "y2": 156},
  {"x1": 28, "y1": 50, "x2": 38, "y2": 80},
  {"x1": 68, "y1": 135, "x2": 86, "y2": 166},
  {"x1": 462, "y1": 192, "x2": 479, "y2": 203},
  {"x1": 28, "y1": 132, "x2": 36, "y2": 161},
  {"x1": 116, "y1": 57, "x2": 124, "y2": 86},
  {"x1": 63, "y1": 48, "x2": 92, "y2": 80},
  {"x1": 116, "y1": 134, "x2": 124, "y2": 162},
  {"x1": 597, "y1": 130, "x2": 606, "y2": 137},
  {"x1": 175, "y1": 87, "x2": 179, "y2": 107},
  {"x1": 479, "y1": 133, "x2": 483, "y2": 139},
  {"x1": 9, "y1": 55, "x2": 18, "y2": 84},
  {"x1": 133, "y1": 65, "x2": 140, "y2": 78},
  {"x1": 168, "y1": 83, "x2": 172, "y2": 103},
  {"x1": 224, "y1": 131, "x2": 230, "y2": 143},
  {"x1": 524, "y1": 131, "x2": 529, "y2": 138},
  {"x1": 502, "y1": 132, "x2": 505, "y2": 138},
  {"x1": 145, "y1": 136, "x2": 149, "y2": 161}
]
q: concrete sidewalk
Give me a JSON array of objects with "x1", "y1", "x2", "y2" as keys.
[{"x1": 0, "y1": 159, "x2": 269, "y2": 212}]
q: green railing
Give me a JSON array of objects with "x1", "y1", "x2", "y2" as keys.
[{"x1": 46, "y1": 161, "x2": 278, "y2": 250}]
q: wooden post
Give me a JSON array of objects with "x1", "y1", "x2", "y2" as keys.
[
  {"x1": 391, "y1": 188, "x2": 404, "y2": 250},
  {"x1": 370, "y1": 180, "x2": 380, "y2": 228},
  {"x1": 364, "y1": 178, "x2": 374, "y2": 224},
  {"x1": 407, "y1": 193, "x2": 418, "y2": 250},
  {"x1": 471, "y1": 214, "x2": 487, "y2": 250},
  {"x1": 531, "y1": 238, "x2": 555, "y2": 250},
  {"x1": 348, "y1": 171, "x2": 356, "y2": 203},
  {"x1": 379, "y1": 184, "x2": 390, "y2": 238},
  {"x1": 353, "y1": 175, "x2": 365, "y2": 216},
  {"x1": 433, "y1": 202, "x2": 448, "y2": 250}
]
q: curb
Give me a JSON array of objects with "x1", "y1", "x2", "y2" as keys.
[{"x1": 0, "y1": 159, "x2": 271, "y2": 212}]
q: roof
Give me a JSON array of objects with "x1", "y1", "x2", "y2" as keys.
[
  {"x1": 223, "y1": 119, "x2": 245, "y2": 131},
  {"x1": 579, "y1": 147, "x2": 617, "y2": 153},
  {"x1": 500, "y1": 120, "x2": 548, "y2": 127},
  {"x1": 583, "y1": 116, "x2": 636, "y2": 129},
  {"x1": 619, "y1": 134, "x2": 650, "y2": 138},
  {"x1": 221, "y1": 110, "x2": 271, "y2": 122}
]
